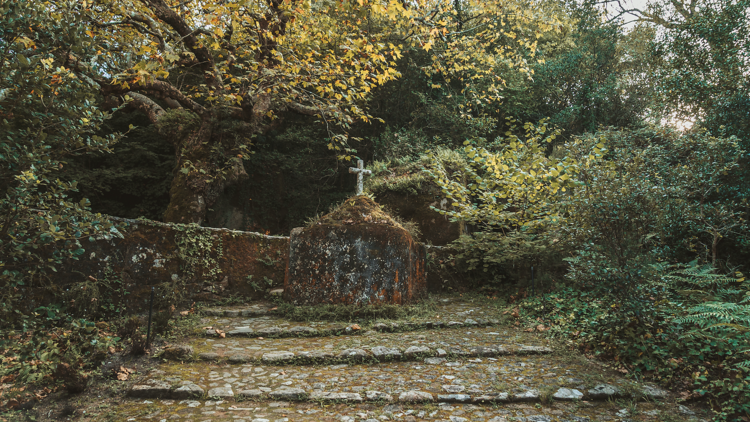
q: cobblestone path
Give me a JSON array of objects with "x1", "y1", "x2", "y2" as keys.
[{"x1": 114, "y1": 297, "x2": 707, "y2": 422}]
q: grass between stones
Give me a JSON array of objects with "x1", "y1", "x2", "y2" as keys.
[{"x1": 271, "y1": 296, "x2": 439, "y2": 323}]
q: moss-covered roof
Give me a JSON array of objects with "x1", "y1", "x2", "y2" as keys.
[{"x1": 316, "y1": 196, "x2": 403, "y2": 228}]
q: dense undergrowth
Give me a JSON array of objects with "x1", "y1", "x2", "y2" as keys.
[{"x1": 517, "y1": 263, "x2": 749, "y2": 420}]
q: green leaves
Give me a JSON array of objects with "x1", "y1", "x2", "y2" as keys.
[{"x1": 425, "y1": 119, "x2": 580, "y2": 230}]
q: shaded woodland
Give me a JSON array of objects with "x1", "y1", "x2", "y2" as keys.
[{"x1": 1, "y1": 0, "x2": 749, "y2": 419}]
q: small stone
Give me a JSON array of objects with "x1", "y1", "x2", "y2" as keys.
[
  {"x1": 310, "y1": 392, "x2": 363, "y2": 402},
  {"x1": 338, "y1": 348, "x2": 369, "y2": 360},
  {"x1": 228, "y1": 354, "x2": 250, "y2": 363},
  {"x1": 527, "y1": 416, "x2": 552, "y2": 422},
  {"x1": 518, "y1": 345, "x2": 553, "y2": 354},
  {"x1": 365, "y1": 391, "x2": 394, "y2": 402},
  {"x1": 404, "y1": 346, "x2": 431, "y2": 357},
  {"x1": 677, "y1": 404, "x2": 695, "y2": 415},
  {"x1": 261, "y1": 351, "x2": 295, "y2": 363},
  {"x1": 172, "y1": 383, "x2": 204, "y2": 400},
  {"x1": 472, "y1": 392, "x2": 510, "y2": 403},
  {"x1": 238, "y1": 389, "x2": 264, "y2": 399},
  {"x1": 447, "y1": 321, "x2": 463, "y2": 328},
  {"x1": 372, "y1": 323, "x2": 389, "y2": 332},
  {"x1": 207, "y1": 386, "x2": 234, "y2": 399},
  {"x1": 258, "y1": 326, "x2": 282, "y2": 336},
  {"x1": 198, "y1": 352, "x2": 220, "y2": 361},
  {"x1": 371, "y1": 346, "x2": 402, "y2": 360},
  {"x1": 304, "y1": 350, "x2": 334, "y2": 361},
  {"x1": 129, "y1": 381, "x2": 171, "y2": 398},
  {"x1": 269, "y1": 387, "x2": 307, "y2": 401},
  {"x1": 224, "y1": 310, "x2": 240, "y2": 317},
  {"x1": 449, "y1": 416, "x2": 468, "y2": 422},
  {"x1": 436, "y1": 348, "x2": 447, "y2": 357},
  {"x1": 288, "y1": 326, "x2": 318, "y2": 335},
  {"x1": 470, "y1": 346, "x2": 506, "y2": 357},
  {"x1": 438, "y1": 394, "x2": 471, "y2": 403},
  {"x1": 641, "y1": 385, "x2": 669, "y2": 400},
  {"x1": 203, "y1": 309, "x2": 224, "y2": 316},
  {"x1": 162, "y1": 345, "x2": 193, "y2": 361},
  {"x1": 269, "y1": 288, "x2": 284, "y2": 296},
  {"x1": 424, "y1": 357, "x2": 446, "y2": 365},
  {"x1": 398, "y1": 390, "x2": 434, "y2": 403},
  {"x1": 449, "y1": 347, "x2": 470, "y2": 356},
  {"x1": 588, "y1": 384, "x2": 622, "y2": 399},
  {"x1": 513, "y1": 389, "x2": 540, "y2": 402},
  {"x1": 464, "y1": 319, "x2": 478, "y2": 326},
  {"x1": 442, "y1": 385, "x2": 465, "y2": 393},
  {"x1": 552, "y1": 388, "x2": 583, "y2": 401},
  {"x1": 227, "y1": 327, "x2": 254, "y2": 336}
]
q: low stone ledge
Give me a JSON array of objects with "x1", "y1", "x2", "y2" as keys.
[
  {"x1": 310, "y1": 392, "x2": 364, "y2": 403},
  {"x1": 518, "y1": 345, "x2": 553, "y2": 354},
  {"x1": 127, "y1": 383, "x2": 671, "y2": 403},
  {"x1": 194, "y1": 343, "x2": 553, "y2": 366},
  {"x1": 269, "y1": 387, "x2": 307, "y2": 401},
  {"x1": 438, "y1": 394, "x2": 471, "y2": 403},
  {"x1": 587, "y1": 384, "x2": 623, "y2": 399},
  {"x1": 128, "y1": 381, "x2": 172, "y2": 399},
  {"x1": 261, "y1": 351, "x2": 295, "y2": 363},
  {"x1": 472, "y1": 393, "x2": 510, "y2": 403},
  {"x1": 398, "y1": 390, "x2": 434, "y2": 403},
  {"x1": 513, "y1": 389, "x2": 540, "y2": 402},
  {"x1": 552, "y1": 388, "x2": 583, "y2": 401},
  {"x1": 172, "y1": 382, "x2": 204, "y2": 400},
  {"x1": 210, "y1": 318, "x2": 504, "y2": 339},
  {"x1": 207, "y1": 386, "x2": 234, "y2": 399}
]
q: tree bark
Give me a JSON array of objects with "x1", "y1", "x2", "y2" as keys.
[{"x1": 162, "y1": 114, "x2": 248, "y2": 224}]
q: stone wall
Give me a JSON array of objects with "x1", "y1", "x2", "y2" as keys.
[
  {"x1": 54, "y1": 214, "x2": 459, "y2": 311},
  {"x1": 59, "y1": 216, "x2": 289, "y2": 308}
]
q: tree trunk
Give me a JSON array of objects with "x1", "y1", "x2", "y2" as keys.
[{"x1": 163, "y1": 115, "x2": 248, "y2": 224}]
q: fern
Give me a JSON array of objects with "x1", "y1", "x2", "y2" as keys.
[{"x1": 663, "y1": 264, "x2": 750, "y2": 339}]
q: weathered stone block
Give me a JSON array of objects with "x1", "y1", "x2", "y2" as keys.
[{"x1": 284, "y1": 197, "x2": 426, "y2": 305}]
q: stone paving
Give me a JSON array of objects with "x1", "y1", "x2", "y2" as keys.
[{"x1": 115, "y1": 297, "x2": 709, "y2": 421}]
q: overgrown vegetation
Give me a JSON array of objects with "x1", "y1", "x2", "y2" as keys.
[
  {"x1": 273, "y1": 298, "x2": 437, "y2": 323},
  {"x1": 2, "y1": 0, "x2": 749, "y2": 419}
]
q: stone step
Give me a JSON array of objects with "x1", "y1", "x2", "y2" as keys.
[
  {"x1": 128, "y1": 354, "x2": 668, "y2": 406},
  {"x1": 169, "y1": 326, "x2": 552, "y2": 365},
  {"x1": 181, "y1": 343, "x2": 551, "y2": 365},
  {"x1": 128, "y1": 382, "x2": 667, "y2": 404},
  {"x1": 119, "y1": 399, "x2": 697, "y2": 422},
  {"x1": 203, "y1": 318, "x2": 503, "y2": 339},
  {"x1": 197, "y1": 296, "x2": 500, "y2": 340}
]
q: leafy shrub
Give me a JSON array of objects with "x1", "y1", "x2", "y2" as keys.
[{"x1": 521, "y1": 263, "x2": 749, "y2": 420}]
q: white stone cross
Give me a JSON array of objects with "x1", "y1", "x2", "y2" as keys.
[{"x1": 348, "y1": 159, "x2": 371, "y2": 196}]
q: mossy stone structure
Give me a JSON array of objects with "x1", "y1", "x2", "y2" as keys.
[{"x1": 284, "y1": 196, "x2": 426, "y2": 305}]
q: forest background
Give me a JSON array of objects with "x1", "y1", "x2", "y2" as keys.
[{"x1": 1, "y1": 0, "x2": 749, "y2": 420}]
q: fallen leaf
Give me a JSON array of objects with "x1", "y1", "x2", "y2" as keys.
[
  {"x1": 108, "y1": 346, "x2": 116, "y2": 354},
  {"x1": 203, "y1": 326, "x2": 213, "y2": 330},
  {"x1": 269, "y1": 307, "x2": 278, "y2": 311},
  {"x1": 351, "y1": 324, "x2": 361, "y2": 330},
  {"x1": 220, "y1": 332, "x2": 226, "y2": 338},
  {"x1": 179, "y1": 311, "x2": 189, "y2": 316}
]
